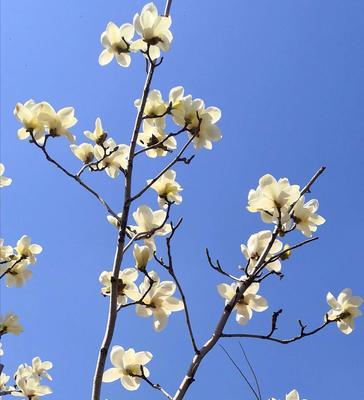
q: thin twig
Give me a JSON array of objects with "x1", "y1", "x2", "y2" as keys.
[
  {"x1": 206, "y1": 248, "x2": 242, "y2": 282},
  {"x1": 138, "y1": 366, "x2": 173, "y2": 399},
  {"x1": 0, "y1": 257, "x2": 25, "y2": 280},
  {"x1": 219, "y1": 345, "x2": 260, "y2": 400},
  {"x1": 238, "y1": 344, "x2": 262, "y2": 400}
]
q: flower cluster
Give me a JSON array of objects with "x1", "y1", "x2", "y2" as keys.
[
  {"x1": 136, "y1": 85, "x2": 222, "y2": 151},
  {"x1": 0, "y1": 235, "x2": 42, "y2": 288},
  {"x1": 14, "y1": 100, "x2": 77, "y2": 145},
  {"x1": 99, "y1": 2, "x2": 172, "y2": 66}
]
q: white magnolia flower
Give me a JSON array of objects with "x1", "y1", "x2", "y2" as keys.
[
  {"x1": 1, "y1": 259, "x2": 32, "y2": 288},
  {"x1": 107, "y1": 212, "x2": 122, "y2": 228},
  {"x1": 218, "y1": 282, "x2": 268, "y2": 325},
  {"x1": 0, "y1": 372, "x2": 10, "y2": 390},
  {"x1": 133, "y1": 244, "x2": 151, "y2": 270},
  {"x1": 99, "y1": 22, "x2": 134, "y2": 67},
  {"x1": 241, "y1": 231, "x2": 283, "y2": 274},
  {"x1": 0, "y1": 313, "x2": 23, "y2": 335},
  {"x1": 15, "y1": 235, "x2": 42, "y2": 265},
  {"x1": 37, "y1": 102, "x2": 77, "y2": 142},
  {"x1": 135, "y1": 89, "x2": 167, "y2": 127},
  {"x1": 32, "y1": 357, "x2": 53, "y2": 381},
  {"x1": 14, "y1": 100, "x2": 46, "y2": 144},
  {"x1": 131, "y1": 271, "x2": 184, "y2": 332},
  {"x1": 247, "y1": 174, "x2": 300, "y2": 225},
  {"x1": 172, "y1": 95, "x2": 222, "y2": 149},
  {"x1": 137, "y1": 119, "x2": 177, "y2": 158},
  {"x1": 291, "y1": 197, "x2": 325, "y2": 237},
  {"x1": 13, "y1": 369, "x2": 52, "y2": 398},
  {"x1": 94, "y1": 138, "x2": 130, "y2": 178},
  {"x1": 129, "y1": 205, "x2": 171, "y2": 250},
  {"x1": 326, "y1": 288, "x2": 363, "y2": 334},
  {"x1": 147, "y1": 170, "x2": 183, "y2": 209},
  {"x1": 84, "y1": 117, "x2": 107, "y2": 144},
  {"x1": 103, "y1": 345, "x2": 153, "y2": 391},
  {"x1": 0, "y1": 163, "x2": 12, "y2": 187},
  {"x1": 132, "y1": 2, "x2": 172, "y2": 60},
  {"x1": 0, "y1": 239, "x2": 13, "y2": 261},
  {"x1": 70, "y1": 143, "x2": 94, "y2": 164},
  {"x1": 99, "y1": 269, "x2": 139, "y2": 306},
  {"x1": 270, "y1": 389, "x2": 304, "y2": 400}
]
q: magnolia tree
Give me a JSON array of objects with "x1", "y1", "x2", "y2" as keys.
[{"x1": 1, "y1": 1, "x2": 363, "y2": 400}]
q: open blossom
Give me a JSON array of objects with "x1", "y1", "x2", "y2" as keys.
[
  {"x1": 147, "y1": 170, "x2": 183, "y2": 209},
  {"x1": 137, "y1": 119, "x2": 177, "y2": 158},
  {"x1": 0, "y1": 239, "x2": 13, "y2": 261},
  {"x1": 14, "y1": 100, "x2": 46, "y2": 144},
  {"x1": 270, "y1": 389, "x2": 304, "y2": 400},
  {"x1": 94, "y1": 138, "x2": 130, "y2": 178},
  {"x1": 31, "y1": 357, "x2": 53, "y2": 381},
  {"x1": 0, "y1": 163, "x2": 12, "y2": 187},
  {"x1": 15, "y1": 235, "x2": 42, "y2": 265},
  {"x1": 37, "y1": 102, "x2": 77, "y2": 142},
  {"x1": 0, "y1": 372, "x2": 10, "y2": 390},
  {"x1": 70, "y1": 143, "x2": 94, "y2": 164},
  {"x1": 13, "y1": 366, "x2": 52, "y2": 398},
  {"x1": 99, "y1": 22, "x2": 134, "y2": 67},
  {"x1": 0, "y1": 313, "x2": 23, "y2": 335},
  {"x1": 218, "y1": 282, "x2": 268, "y2": 325},
  {"x1": 291, "y1": 197, "x2": 325, "y2": 237},
  {"x1": 131, "y1": 271, "x2": 184, "y2": 331},
  {"x1": 172, "y1": 95, "x2": 222, "y2": 149},
  {"x1": 241, "y1": 231, "x2": 283, "y2": 274},
  {"x1": 247, "y1": 174, "x2": 300, "y2": 225},
  {"x1": 103, "y1": 345, "x2": 153, "y2": 391},
  {"x1": 1, "y1": 259, "x2": 32, "y2": 288},
  {"x1": 326, "y1": 289, "x2": 363, "y2": 334},
  {"x1": 132, "y1": 2, "x2": 172, "y2": 60},
  {"x1": 135, "y1": 89, "x2": 167, "y2": 127},
  {"x1": 133, "y1": 244, "x2": 151, "y2": 270},
  {"x1": 99, "y1": 269, "x2": 139, "y2": 306},
  {"x1": 84, "y1": 117, "x2": 107, "y2": 144},
  {"x1": 129, "y1": 205, "x2": 171, "y2": 250}
]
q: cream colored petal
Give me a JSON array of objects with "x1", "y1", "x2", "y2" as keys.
[
  {"x1": 99, "y1": 48, "x2": 114, "y2": 66},
  {"x1": 103, "y1": 367, "x2": 121, "y2": 382}
]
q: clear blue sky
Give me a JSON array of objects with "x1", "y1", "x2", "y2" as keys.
[{"x1": 1, "y1": 0, "x2": 363, "y2": 399}]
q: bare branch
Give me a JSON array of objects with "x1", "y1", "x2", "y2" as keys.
[
  {"x1": 239, "y1": 344, "x2": 262, "y2": 400},
  {"x1": 138, "y1": 366, "x2": 173, "y2": 400},
  {"x1": 206, "y1": 248, "x2": 242, "y2": 282}
]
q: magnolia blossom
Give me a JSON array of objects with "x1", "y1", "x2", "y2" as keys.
[
  {"x1": 0, "y1": 372, "x2": 10, "y2": 390},
  {"x1": 137, "y1": 119, "x2": 177, "y2": 158},
  {"x1": 132, "y1": 2, "x2": 172, "y2": 60},
  {"x1": 172, "y1": 95, "x2": 222, "y2": 149},
  {"x1": 0, "y1": 239, "x2": 13, "y2": 261},
  {"x1": 84, "y1": 117, "x2": 107, "y2": 144},
  {"x1": 131, "y1": 271, "x2": 184, "y2": 331},
  {"x1": 31, "y1": 357, "x2": 53, "y2": 381},
  {"x1": 70, "y1": 143, "x2": 94, "y2": 164},
  {"x1": 14, "y1": 100, "x2": 46, "y2": 144},
  {"x1": 133, "y1": 244, "x2": 151, "y2": 270},
  {"x1": 326, "y1": 288, "x2": 363, "y2": 334},
  {"x1": 0, "y1": 163, "x2": 12, "y2": 187},
  {"x1": 270, "y1": 389, "x2": 304, "y2": 400},
  {"x1": 99, "y1": 269, "x2": 139, "y2": 306},
  {"x1": 247, "y1": 174, "x2": 300, "y2": 225},
  {"x1": 94, "y1": 138, "x2": 130, "y2": 178},
  {"x1": 13, "y1": 366, "x2": 52, "y2": 398},
  {"x1": 103, "y1": 345, "x2": 153, "y2": 391},
  {"x1": 107, "y1": 212, "x2": 122, "y2": 228},
  {"x1": 218, "y1": 282, "x2": 268, "y2": 325},
  {"x1": 37, "y1": 102, "x2": 77, "y2": 142},
  {"x1": 15, "y1": 235, "x2": 42, "y2": 264},
  {"x1": 147, "y1": 170, "x2": 183, "y2": 208},
  {"x1": 99, "y1": 22, "x2": 134, "y2": 67},
  {"x1": 241, "y1": 231, "x2": 283, "y2": 274},
  {"x1": 0, "y1": 313, "x2": 23, "y2": 335},
  {"x1": 291, "y1": 197, "x2": 325, "y2": 237},
  {"x1": 1, "y1": 259, "x2": 32, "y2": 288},
  {"x1": 135, "y1": 89, "x2": 167, "y2": 127},
  {"x1": 129, "y1": 205, "x2": 171, "y2": 250}
]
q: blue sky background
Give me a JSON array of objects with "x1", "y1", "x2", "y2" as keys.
[{"x1": 1, "y1": 0, "x2": 363, "y2": 399}]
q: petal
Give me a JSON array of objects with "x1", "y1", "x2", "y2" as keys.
[
  {"x1": 110, "y1": 345, "x2": 125, "y2": 368},
  {"x1": 103, "y1": 367, "x2": 121, "y2": 383},
  {"x1": 99, "y1": 49, "x2": 114, "y2": 66}
]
